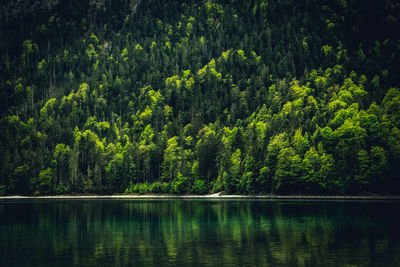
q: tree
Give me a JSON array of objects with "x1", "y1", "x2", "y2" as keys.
[
  {"x1": 266, "y1": 133, "x2": 290, "y2": 182},
  {"x1": 242, "y1": 155, "x2": 257, "y2": 194},
  {"x1": 161, "y1": 136, "x2": 181, "y2": 182},
  {"x1": 10, "y1": 164, "x2": 30, "y2": 195},
  {"x1": 53, "y1": 143, "x2": 72, "y2": 189},
  {"x1": 195, "y1": 126, "x2": 219, "y2": 183},
  {"x1": 38, "y1": 168, "x2": 53, "y2": 195},
  {"x1": 383, "y1": 88, "x2": 400, "y2": 127},
  {"x1": 292, "y1": 129, "x2": 310, "y2": 156},
  {"x1": 171, "y1": 172, "x2": 189, "y2": 194},
  {"x1": 274, "y1": 147, "x2": 302, "y2": 193},
  {"x1": 223, "y1": 149, "x2": 241, "y2": 194},
  {"x1": 1, "y1": 0, "x2": 400, "y2": 196},
  {"x1": 369, "y1": 146, "x2": 387, "y2": 186},
  {"x1": 301, "y1": 146, "x2": 335, "y2": 193},
  {"x1": 333, "y1": 119, "x2": 366, "y2": 180}
]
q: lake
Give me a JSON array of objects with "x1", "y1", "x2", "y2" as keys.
[{"x1": 1, "y1": 198, "x2": 400, "y2": 266}]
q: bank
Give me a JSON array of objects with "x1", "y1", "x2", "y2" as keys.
[{"x1": 1, "y1": 193, "x2": 400, "y2": 200}]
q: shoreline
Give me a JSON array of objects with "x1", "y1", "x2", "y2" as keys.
[{"x1": 1, "y1": 193, "x2": 400, "y2": 201}]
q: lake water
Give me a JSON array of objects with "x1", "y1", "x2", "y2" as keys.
[{"x1": 1, "y1": 198, "x2": 400, "y2": 266}]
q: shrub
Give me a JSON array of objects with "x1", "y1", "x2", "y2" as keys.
[
  {"x1": 125, "y1": 181, "x2": 135, "y2": 194},
  {"x1": 192, "y1": 179, "x2": 208, "y2": 194},
  {"x1": 149, "y1": 182, "x2": 162, "y2": 193},
  {"x1": 138, "y1": 183, "x2": 149, "y2": 194},
  {"x1": 172, "y1": 173, "x2": 188, "y2": 194},
  {"x1": 55, "y1": 184, "x2": 68, "y2": 195},
  {"x1": 161, "y1": 182, "x2": 171, "y2": 194}
]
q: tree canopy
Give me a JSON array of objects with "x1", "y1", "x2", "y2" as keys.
[{"x1": 0, "y1": 0, "x2": 399, "y2": 195}]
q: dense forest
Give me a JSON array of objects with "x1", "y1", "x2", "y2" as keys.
[{"x1": 0, "y1": 0, "x2": 399, "y2": 196}]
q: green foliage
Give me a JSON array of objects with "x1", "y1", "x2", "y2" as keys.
[
  {"x1": 11, "y1": 164, "x2": 30, "y2": 194},
  {"x1": 162, "y1": 136, "x2": 181, "y2": 182},
  {"x1": 38, "y1": 168, "x2": 53, "y2": 195},
  {"x1": 171, "y1": 172, "x2": 189, "y2": 194},
  {"x1": 192, "y1": 179, "x2": 208, "y2": 194},
  {"x1": 302, "y1": 146, "x2": 335, "y2": 193},
  {"x1": 242, "y1": 156, "x2": 256, "y2": 195},
  {"x1": 383, "y1": 88, "x2": 400, "y2": 126},
  {"x1": 292, "y1": 129, "x2": 310, "y2": 156},
  {"x1": 160, "y1": 183, "x2": 171, "y2": 194},
  {"x1": 274, "y1": 147, "x2": 302, "y2": 193},
  {"x1": 369, "y1": 146, "x2": 387, "y2": 181},
  {"x1": 149, "y1": 182, "x2": 162, "y2": 194},
  {"x1": 126, "y1": 182, "x2": 150, "y2": 195},
  {"x1": 223, "y1": 149, "x2": 241, "y2": 194},
  {"x1": 257, "y1": 167, "x2": 271, "y2": 193},
  {"x1": 0, "y1": 0, "x2": 399, "y2": 196}
]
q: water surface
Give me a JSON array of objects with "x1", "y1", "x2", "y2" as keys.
[{"x1": 1, "y1": 198, "x2": 400, "y2": 266}]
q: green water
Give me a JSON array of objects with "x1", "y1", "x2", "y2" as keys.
[{"x1": 1, "y1": 199, "x2": 400, "y2": 266}]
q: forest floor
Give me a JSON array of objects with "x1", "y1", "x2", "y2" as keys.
[{"x1": 1, "y1": 193, "x2": 400, "y2": 200}]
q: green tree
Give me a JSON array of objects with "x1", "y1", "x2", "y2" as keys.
[
  {"x1": 274, "y1": 147, "x2": 302, "y2": 193},
  {"x1": 369, "y1": 146, "x2": 387, "y2": 186},
  {"x1": 53, "y1": 143, "x2": 72, "y2": 189},
  {"x1": 38, "y1": 168, "x2": 53, "y2": 195},
  {"x1": 223, "y1": 149, "x2": 241, "y2": 194},
  {"x1": 242, "y1": 155, "x2": 257, "y2": 194},
  {"x1": 161, "y1": 136, "x2": 182, "y2": 182},
  {"x1": 292, "y1": 129, "x2": 310, "y2": 156},
  {"x1": 171, "y1": 172, "x2": 189, "y2": 194},
  {"x1": 10, "y1": 164, "x2": 30, "y2": 195}
]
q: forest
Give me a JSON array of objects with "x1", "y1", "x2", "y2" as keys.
[{"x1": 0, "y1": 0, "x2": 399, "y2": 196}]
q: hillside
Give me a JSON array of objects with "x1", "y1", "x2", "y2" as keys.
[{"x1": 0, "y1": 0, "x2": 400, "y2": 196}]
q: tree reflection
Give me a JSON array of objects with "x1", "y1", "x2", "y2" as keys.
[{"x1": 1, "y1": 199, "x2": 400, "y2": 266}]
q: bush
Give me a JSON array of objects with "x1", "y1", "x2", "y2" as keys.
[
  {"x1": 125, "y1": 181, "x2": 134, "y2": 194},
  {"x1": 138, "y1": 183, "x2": 149, "y2": 194},
  {"x1": 133, "y1": 183, "x2": 141, "y2": 193},
  {"x1": 192, "y1": 179, "x2": 208, "y2": 194},
  {"x1": 160, "y1": 182, "x2": 171, "y2": 194},
  {"x1": 55, "y1": 184, "x2": 68, "y2": 195},
  {"x1": 172, "y1": 173, "x2": 189, "y2": 194},
  {"x1": 149, "y1": 182, "x2": 162, "y2": 193},
  {"x1": 126, "y1": 182, "x2": 153, "y2": 194}
]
